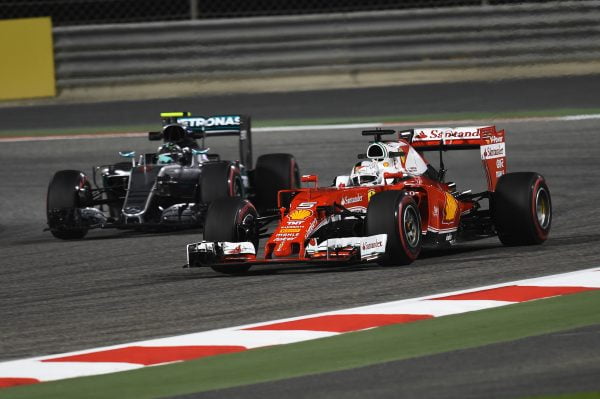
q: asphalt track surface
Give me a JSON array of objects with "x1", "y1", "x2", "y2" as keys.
[
  {"x1": 1, "y1": 78, "x2": 600, "y2": 397},
  {"x1": 1, "y1": 75, "x2": 600, "y2": 131}
]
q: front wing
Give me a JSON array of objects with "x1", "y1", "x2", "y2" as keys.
[{"x1": 186, "y1": 234, "x2": 387, "y2": 268}]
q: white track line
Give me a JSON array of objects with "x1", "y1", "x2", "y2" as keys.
[{"x1": 2, "y1": 113, "x2": 600, "y2": 143}]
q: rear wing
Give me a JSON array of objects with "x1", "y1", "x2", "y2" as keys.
[
  {"x1": 152, "y1": 112, "x2": 253, "y2": 169},
  {"x1": 408, "y1": 125, "x2": 506, "y2": 191}
]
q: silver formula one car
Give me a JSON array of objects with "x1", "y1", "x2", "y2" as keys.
[{"x1": 46, "y1": 113, "x2": 299, "y2": 239}]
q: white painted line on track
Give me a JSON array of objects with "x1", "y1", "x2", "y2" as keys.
[
  {"x1": 1, "y1": 266, "x2": 599, "y2": 388},
  {"x1": 560, "y1": 114, "x2": 600, "y2": 121},
  {"x1": 2, "y1": 113, "x2": 600, "y2": 143}
]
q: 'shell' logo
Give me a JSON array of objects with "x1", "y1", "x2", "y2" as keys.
[
  {"x1": 367, "y1": 189, "x2": 376, "y2": 201},
  {"x1": 443, "y1": 192, "x2": 459, "y2": 223},
  {"x1": 288, "y1": 209, "x2": 312, "y2": 220}
]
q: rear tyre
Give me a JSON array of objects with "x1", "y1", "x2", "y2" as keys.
[
  {"x1": 253, "y1": 154, "x2": 300, "y2": 212},
  {"x1": 492, "y1": 172, "x2": 551, "y2": 246},
  {"x1": 204, "y1": 197, "x2": 258, "y2": 274},
  {"x1": 366, "y1": 191, "x2": 421, "y2": 266},
  {"x1": 47, "y1": 170, "x2": 92, "y2": 240},
  {"x1": 199, "y1": 162, "x2": 243, "y2": 204}
]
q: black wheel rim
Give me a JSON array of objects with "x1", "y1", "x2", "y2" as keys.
[
  {"x1": 237, "y1": 212, "x2": 258, "y2": 247},
  {"x1": 403, "y1": 205, "x2": 420, "y2": 248}
]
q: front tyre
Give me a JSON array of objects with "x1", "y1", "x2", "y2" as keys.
[
  {"x1": 492, "y1": 172, "x2": 552, "y2": 246},
  {"x1": 203, "y1": 197, "x2": 258, "y2": 274},
  {"x1": 366, "y1": 191, "x2": 422, "y2": 266},
  {"x1": 47, "y1": 170, "x2": 92, "y2": 240}
]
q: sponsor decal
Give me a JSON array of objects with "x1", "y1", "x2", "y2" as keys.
[
  {"x1": 229, "y1": 245, "x2": 242, "y2": 254},
  {"x1": 275, "y1": 233, "x2": 299, "y2": 238},
  {"x1": 481, "y1": 143, "x2": 505, "y2": 160},
  {"x1": 274, "y1": 237, "x2": 294, "y2": 242},
  {"x1": 305, "y1": 218, "x2": 318, "y2": 237},
  {"x1": 177, "y1": 116, "x2": 241, "y2": 128},
  {"x1": 285, "y1": 220, "x2": 304, "y2": 226},
  {"x1": 496, "y1": 170, "x2": 504, "y2": 178},
  {"x1": 279, "y1": 228, "x2": 301, "y2": 233},
  {"x1": 414, "y1": 128, "x2": 481, "y2": 141},
  {"x1": 288, "y1": 209, "x2": 313, "y2": 220},
  {"x1": 362, "y1": 240, "x2": 384, "y2": 251},
  {"x1": 274, "y1": 229, "x2": 300, "y2": 242},
  {"x1": 433, "y1": 206, "x2": 439, "y2": 217},
  {"x1": 496, "y1": 158, "x2": 504, "y2": 169},
  {"x1": 367, "y1": 189, "x2": 376, "y2": 201},
  {"x1": 443, "y1": 192, "x2": 459, "y2": 223},
  {"x1": 360, "y1": 234, "x2": 388, "y2": 259},
  {"x1": 341, "y1": 194, "x2": 363, "y2": 205},
  {"x1": 222, "y1": 242, "x2": 255, "y2": 255}
]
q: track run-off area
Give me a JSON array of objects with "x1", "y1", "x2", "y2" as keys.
[{"x1": 1, "y1": 114, "x2": 600, "y2": 397}]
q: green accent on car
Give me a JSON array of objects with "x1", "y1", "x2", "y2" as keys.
[{"x1": 3, "y1": 290, "x2": 599, "y2": 399}]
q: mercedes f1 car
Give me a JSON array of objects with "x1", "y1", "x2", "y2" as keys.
[
  {"x1": 46, "y1": 113, "x2": 299, "y2": 239},
  {"x1": 186, "y1": 125, "x2": 551, "y2": 274}
]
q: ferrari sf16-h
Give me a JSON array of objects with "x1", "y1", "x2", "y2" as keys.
[
  {"x1": 186, "y1": 125, "x2": 551, "y2": 274},
  {"x1": 46, "y1": 113, "x2": 299, "y2": 239}
]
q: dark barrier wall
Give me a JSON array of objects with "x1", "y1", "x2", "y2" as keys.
[{"x1": 0, "y1": 0, "x2": 569, "y2": 26}]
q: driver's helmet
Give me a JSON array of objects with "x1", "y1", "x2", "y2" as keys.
[
  {"x1": 157, "y1": 143, "x2": 183, "y2": 164},
  {"x1": 350, "y1": 160, "x2": 381, "y2": 186}
]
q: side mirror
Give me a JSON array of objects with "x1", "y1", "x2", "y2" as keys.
[
  {"x1": 119, "y1": 151, "x2": 136, "y2": 158},
  {"x1": 301, "y1": 174, "x2": 318, "y2": 187},
  {"x1": 148, "y1": 131, "x2": 163, "y2": 141}
]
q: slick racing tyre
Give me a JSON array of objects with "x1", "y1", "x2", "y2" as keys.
[
  {"x1": 492, "y1": 172, "x2": 552, "y2": 246},
  {"x1": 47, "y1": 170, "x2": 92, "y2": 240},
  {"x1": 366, "y1": 191, "x2": 422, "y2": 266},
  {"x1": 253, "y1": 153, "x2": 300, "y2": 212},
  {"x1": 199, "y1": 162, "x2": 243, "y2": 204},
  {"x1": 203, "y1": 197, "x2": 258, "y2": 274}
]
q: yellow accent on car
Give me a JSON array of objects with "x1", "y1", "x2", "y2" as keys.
[
  {"x1": 160, "y1": 112, "x2": 191, "y2": 118},
  {"x1": 367, "y1": 189, "x2": 376, "y2": 201},
  {"x1": 279, "y1": 228, "x2": 301, "y2": 233},
  {"x1": 288, "y1": 209, "x2": 312, "y2": 220},
  {"x1": 443, "y1": 192, "x2": 459, "y2": 222}
]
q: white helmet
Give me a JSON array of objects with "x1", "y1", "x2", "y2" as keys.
[{"x1": 350, "y1": 160, "x2": 381, "y2": 186}]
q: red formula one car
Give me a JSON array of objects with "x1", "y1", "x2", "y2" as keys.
[{"x1": 186, "y1": 126, "x2": 551, "y2": 274}]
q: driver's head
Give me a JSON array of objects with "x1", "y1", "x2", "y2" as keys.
[
  {"x1": 350, "y1": 160, "x2": 381, "y2": 186},
  {"x1": 157, "y1": 143, "x2": 183, "y2": 164}
]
